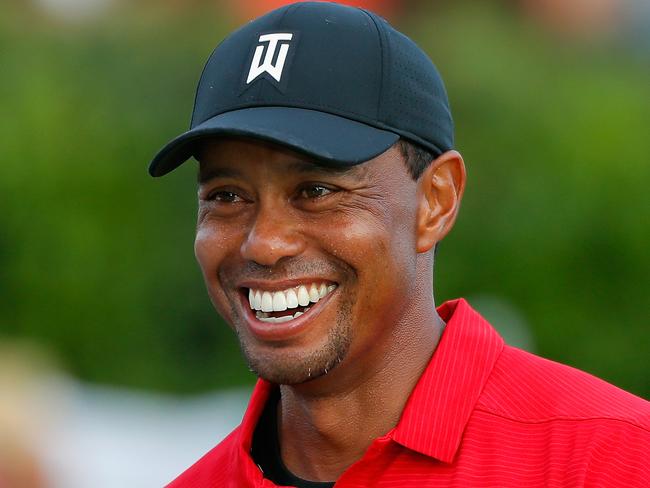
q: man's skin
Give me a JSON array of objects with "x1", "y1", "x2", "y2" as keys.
[{"x1": 194, "y1": 137, "x2": 466, "y2": 482}]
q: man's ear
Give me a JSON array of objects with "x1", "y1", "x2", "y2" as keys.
[{"x1": 415, "y1": 150, "x2": 466, "y2": 253}]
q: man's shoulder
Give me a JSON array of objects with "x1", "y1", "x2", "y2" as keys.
[
  {"x1": 466, "y1": 345, "x2": 650, "y2": 485},
  {"x1": 166, "y1": 427, "x2": 241, "y2": 488},
  {"x1": 477, "y1": 344, "x2": 650, "y2": 430}
]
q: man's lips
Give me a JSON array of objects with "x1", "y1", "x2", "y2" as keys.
[{"x1": 237, "y1": 281, "x2": 338, "y2": 341}]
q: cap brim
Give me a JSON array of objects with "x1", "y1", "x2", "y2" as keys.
[{"x1": 148, "y1": 107, "x2": 399, "y2": 177}]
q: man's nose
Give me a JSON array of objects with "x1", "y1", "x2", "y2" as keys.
[{"x1": 240, "y1": 203, "x2": 306, "y2": 267}]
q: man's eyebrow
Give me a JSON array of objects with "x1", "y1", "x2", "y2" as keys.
[{"x1": 197, "y1": 167, "x2": 241, "y2": 184}]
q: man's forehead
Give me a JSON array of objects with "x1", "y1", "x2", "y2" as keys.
[
  {"x1": 198, "y1": 160, "x2": 363, "y2": 184},
  {"x1": 196, "y1": 138, "x2": 371, "y2": 184}
]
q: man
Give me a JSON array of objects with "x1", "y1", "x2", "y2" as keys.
[{"x1": 149, "y1": 2, "x2": 650, "y2": 487}]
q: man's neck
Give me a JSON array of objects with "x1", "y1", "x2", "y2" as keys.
[{"x1": 277, "y1": 301, "x2": 445, "y2": 482}]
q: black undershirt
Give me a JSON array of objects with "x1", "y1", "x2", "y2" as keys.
[{"x1": 251, "y1": 388, "x2": 336, "y2": 488}]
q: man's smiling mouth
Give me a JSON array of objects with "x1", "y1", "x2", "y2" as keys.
[{"x1": 246, "y1": 283, "x2": 337, "y2": 324}]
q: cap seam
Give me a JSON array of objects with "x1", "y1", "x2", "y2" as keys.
[
  {"x1": 189, "y1": 40, "x2": 225, "y2": 128},
  {"x1": 358, "y1": 9, "x2": 385, "y2": 121},
  {"x1": 282, "y1": 1, "x2": 306, "y2": 21}
]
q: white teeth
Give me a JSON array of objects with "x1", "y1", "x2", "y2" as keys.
[
  {"x1": 257, "y1": 315, "x2": 290, "y2": 324},
  {"x1": 286, "y1": 289, "x2": 299, "y2": 309},
  {"x1": 318, "y1": 283, "x2": 327, "y2": 298},
  {"x1": 247, "y1": 283, "x2": 338, "y2": 315},
  {"x1": 272, "y1": 315, "x2": 293, "y2": 323},
  {"x1": 309, "y1": 284, "x2": 320, "y2": 303},
  {"x1": 261, "y1": 292, "x2": 273, "y2": 312},
  {"x1": 297, "y1": 286, "x2": 311, "y2": 306},
  {"x1": 272, "y1": 291, "x2": 287, "y2": 311},
  {"x1": 256, "y1": 309, "x2": 309, "y2": 323}
]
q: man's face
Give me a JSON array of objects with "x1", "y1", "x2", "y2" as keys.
[{"x1": 194, "y1": 138, "x2": 421, "y2": 385}]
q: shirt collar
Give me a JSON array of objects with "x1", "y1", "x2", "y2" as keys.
[
  {"x1": 238, "y1": 298, "x2": 504, "y2": 469},
  {"x1": 236, "y1": 378, "x2": 274, "y2": 486},
  {"x1": 239, "y1": 378, "x2": 273, "y2": 454},
  {"x1": 390, "y1": 298, "x2": 504, "y2": 463}
]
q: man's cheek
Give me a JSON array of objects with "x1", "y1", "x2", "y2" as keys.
[
  {"x1": 202, "y1": 277, "x2": 238, "y2": 329},
  {"x1": 321, "y1": 218, "x2": 386, "y2": 256},
  {"x1": 194, "y1": 225, "x2": 228, "y2": 270},
  {"x1": 194, "y1": 242, "x2": 213, "y2": 284},
  {"x1": 194, "y1": 233, "x2": 228, "y2": 313}
]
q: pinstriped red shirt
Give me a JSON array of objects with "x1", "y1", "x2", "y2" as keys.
[{"x1": 168, "y1": 299, "x2": 650, "y2": 487}]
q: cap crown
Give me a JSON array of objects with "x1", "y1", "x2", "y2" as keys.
[{"x1": 191, "y1": 1, "x2": 453, "y2": 155}]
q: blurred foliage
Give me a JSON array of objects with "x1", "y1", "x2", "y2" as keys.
[{"x1": 1, "y1": 1, "x2": 648, "y2": 396}]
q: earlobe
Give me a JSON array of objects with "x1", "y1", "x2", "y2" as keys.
[{"x1": 415, "y1": 150, "x2": 466, "y2": 253}]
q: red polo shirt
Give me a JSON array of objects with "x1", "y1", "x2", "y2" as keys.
[{"x1": 168, "y1": 299, "x2": 650, "y2": 487}]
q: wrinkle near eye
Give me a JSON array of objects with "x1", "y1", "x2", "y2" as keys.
[{"x1": 295, "y1": 182, "x2": 392, "y2": 223}]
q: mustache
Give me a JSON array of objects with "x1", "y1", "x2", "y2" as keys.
[{"x1": 219, "y1": 258, "x2": 345, "y2": 285}]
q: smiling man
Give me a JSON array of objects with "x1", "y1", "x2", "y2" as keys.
[{"x1": 150, "y1": 2, "x2": 650, "y2": 487}]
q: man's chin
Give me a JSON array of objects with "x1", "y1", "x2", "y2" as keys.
[
  {"x1": 239, "y1": 330, "x2": 351, "y2": 385},
  {"x1": 243, "y1": 347, "x2": 344, "y2": 385}
]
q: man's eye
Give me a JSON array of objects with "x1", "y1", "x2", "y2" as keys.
[
  {"x1": 299, "y1": 185, "x2": 332, "y2": 199},
  {"x1": 208, "y1": 190, "x2": 242, "y2": 203}
]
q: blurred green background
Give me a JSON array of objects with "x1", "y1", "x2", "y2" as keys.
[{"x1": 1, "y1": 0, "x2": 648, "y2": 397}]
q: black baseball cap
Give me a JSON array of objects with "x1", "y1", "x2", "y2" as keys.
[{"x1": 149, "y1": 1, "x2": 453, "y2": 177}]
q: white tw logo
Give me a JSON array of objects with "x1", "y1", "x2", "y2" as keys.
[{"x1": 246, "y1": 33, "x2": 294, "y2": 84}]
